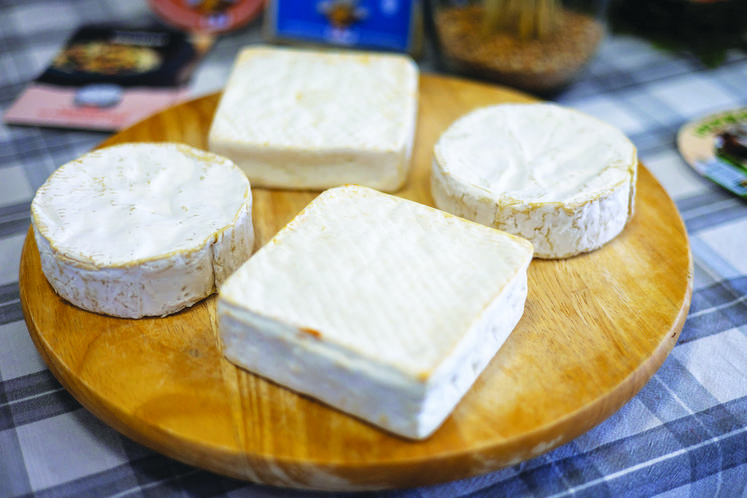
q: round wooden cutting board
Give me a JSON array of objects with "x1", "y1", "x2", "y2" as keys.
[{"x1": 19, "y1": 74, "x2": 692, "y2": 491}]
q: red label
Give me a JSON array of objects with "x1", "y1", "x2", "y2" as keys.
[{"x1": 148, "y1": 0, "x2": 264, "y2": 34}]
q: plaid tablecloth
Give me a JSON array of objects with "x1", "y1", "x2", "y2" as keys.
[{"x1": 2, "y1": 0, "x2": 747, "y2": 496}]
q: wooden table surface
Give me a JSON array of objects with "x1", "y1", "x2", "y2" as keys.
[{"x1": 19, "y1": 74, "x2": 692, "y2": 491}]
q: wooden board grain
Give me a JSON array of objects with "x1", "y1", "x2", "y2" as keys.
[{"x1": 19, "y1": 74, "x2": 692, "y2": 491}]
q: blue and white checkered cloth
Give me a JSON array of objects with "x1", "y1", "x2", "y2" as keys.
[{"x1": 2, "y1": 0, "x2": 747, "y2": 496}]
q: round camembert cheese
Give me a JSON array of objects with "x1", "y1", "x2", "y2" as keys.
[
  {"x1": 432, "y1": 103, "x2": 638, "y2": 258},
  {"x1": 31, "y1": 142, "x2": 254, "y2": 318}
]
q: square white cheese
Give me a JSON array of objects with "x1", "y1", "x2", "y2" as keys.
[
  {"x1": 218, "y1": 185, "x2": 533, "y2": 439},
  {"x1": 207, "y1": 45, "x2": 418, "y2": 192}
]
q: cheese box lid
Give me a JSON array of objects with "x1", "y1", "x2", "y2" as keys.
[
  {"x1": 148, "y1": 0, "x2": 264, "y2": 34},
  {"x1": 677, "y1": 107, "x2": 747, "y2": 199}
]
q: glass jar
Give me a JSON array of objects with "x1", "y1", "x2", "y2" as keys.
[{"x1": 425, "y1": 0, "x2": 609, "y2": 95}]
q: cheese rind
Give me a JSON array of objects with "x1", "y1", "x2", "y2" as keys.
[
  {"x1": 218, "y1": 185, "x2": 533, "y2": 439},
  {"x1": 207, "y1": 45, "x2": 418, "y2": 192},
  {"x1": 432, "y1": 103, "x2": 638, "y2": 258},
  {"x1": 31, "y1": 142, "x2": 254, "y2": 318}
]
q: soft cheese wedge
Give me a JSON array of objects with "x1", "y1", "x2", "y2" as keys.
[
  {"x1": 31, "y1": 143, "x2": 254, "y2": 318},
  {"x1": 208, "y1": 45, "x2": 418, "y2": 192},
  {"x1": 218, "y1": 185, "x2": 533, "y2": 439},
  {"x1": 432, "y1": 103, "x2": 638, "y2": 258}
]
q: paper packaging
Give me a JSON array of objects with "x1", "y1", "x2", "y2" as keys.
[
  {"x1": 3, "y1": 25, "x2": 206, "y2": 131},
  {"x1": 677, "y1": 107, "x2": 747, "y2": 199},
  {"x1": 264, "y1": 0, "x2": 422, "y2": 56}
]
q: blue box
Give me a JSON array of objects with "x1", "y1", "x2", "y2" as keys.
[{"x1": 265, "y1": 0, "x2": 421, "y2": 54}]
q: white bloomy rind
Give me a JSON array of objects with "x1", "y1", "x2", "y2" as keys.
[
  {"x1": 218, "y1": 185, "x2": 533, "y2": 439},
  {"x1": 208, "y1": 45, "x2": 419, "y2": 192},
  {"x1": 31, "y1": 142, "x2": 254, "y2": 318},
  {"x1": 432, "y1": 103, "x2": 638, "y2": 259}
]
